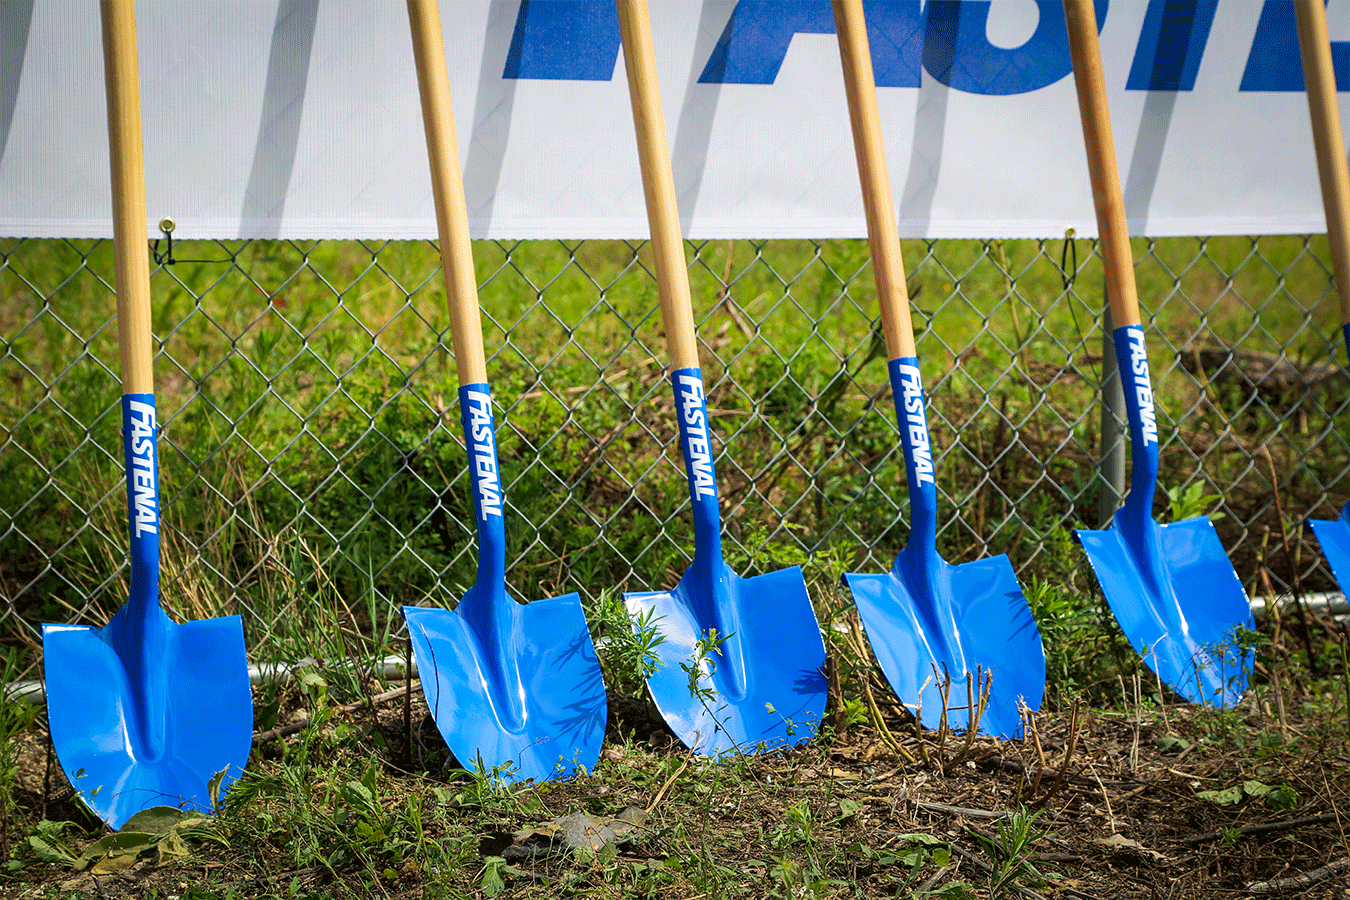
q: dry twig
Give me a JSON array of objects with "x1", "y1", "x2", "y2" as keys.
[
  {"x1": 1181, "y1": 811, "x2": 1340, "y2": 844},
  {"x1": 253, "y1": 684, "x2": 415, "y2": 745},
  {"x1": 1246, "y1": 856, "x2": 1350, "y2": 893},
  {"x1": 646, "y1": 756, "x2": 692, "y2": 813}
]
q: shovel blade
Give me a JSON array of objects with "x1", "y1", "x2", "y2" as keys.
[
  {"x1": 42, "y1": 613, "x2": 252, "y2": 830},
  {"x1": 402, "y1": 591, "x2": 606, "y2": 783},
  {"x1": 1076, "y1": 515, "x2": 1252, "y2": 707},
  {"x1": 846, "y1": 553, "x2": 1044, "y2": 739},
  {"x1": 1307, "y1": 511, "x2": 1350, "y2": 594},
  {"x1": 625, "y1": 564, "x2": 827, "y2": 757}
]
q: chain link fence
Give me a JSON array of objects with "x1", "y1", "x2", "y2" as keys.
[{"x1": 3, "y1": 234, "x2": 1347, "y2": 682}]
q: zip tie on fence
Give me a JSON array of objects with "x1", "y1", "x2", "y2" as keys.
[
  {"x1": 151, "y1": 216, "x2": 178, "y2": 265},
  {"x1": 1060, "y1": 227, "x2": 1077, "y2": 291},
  {"x1": 149, "y1": 216, "x2": 234, "y2": 266},
  {"x1": 1058, "y1": 226, "x2": 1104, "y2": 399}
]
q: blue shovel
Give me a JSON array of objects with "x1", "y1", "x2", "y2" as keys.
[
  {"x1": 1293, "y1": 0, "x2": 1350, "y2": 593},
  {"x1": 616, "y1": 0, "x2": 828, "y2": 756},
  {"x1": 832, "y1": 0, "x2": 1045, "y2": 739},
  {"x1": 41, "y1": 0, "x2": 252, "y2": 830},
  {"x1": 1065, "y1": 0, "x2": 1252, "y2": 707},
  {"x1": 399, "y1": 0, "x2": 606, "y2": 783}
]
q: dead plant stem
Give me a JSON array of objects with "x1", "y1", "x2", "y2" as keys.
[
  {"x1": 1039, "y1": 700, "x2": 1080, "y2": 808},
  {"x1": 403, "y1": 636, "x2": 413, "y2": 763},
  {"x1": 647, "y1": 755, "x2": 691, "y2": 812},
  {"x1": 253, "y1": 683, "x2": 416, "y2": 745},
  {"x1": 1027, "y1": 708, "x2": 1047, "y2": 799},
  {"x1": 1270, "y1": 668, "x2": 1290, "y2": 741},
  {"x1": 1262, "y1": 445, "x2": 1321, "y2": 675},
  {"x1": 845, "y1": 615, "x2": 906, "y2": 758}
]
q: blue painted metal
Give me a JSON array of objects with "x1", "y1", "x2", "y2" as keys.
[
  {"x1": 1075, "y1": 326, "x2": 1252, "y2": 707},
  {"x1": 845, "y1": 359, "x2": 1044, "y2": 738},
  {"x1": 1307, "y1": 505, "x2": 1350, "y2": 593},
  {"x1": 43, "y1": 395, "x2": 252, "y2": 830},
  {"x1": 625, "y1": 368, "x2": 827, "y2": 756},
  {"x1": 402, "y1": 384, "x2": 606, "y2": 783},
  {"x1": 1306, "y1": 324, "x2": 1350, "y2": 595}
]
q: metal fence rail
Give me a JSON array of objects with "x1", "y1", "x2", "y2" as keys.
[{"x1": 3, "y1": 234, "x2": 1347, "y2": 679}]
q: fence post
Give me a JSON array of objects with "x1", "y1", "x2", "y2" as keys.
[{"x1": 1097, "y1": 301, "x2": 1127, "y2": 526}]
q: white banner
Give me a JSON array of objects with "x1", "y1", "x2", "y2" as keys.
[{"x1": 2, "y1": 0, "x2": 1349, "y2": 241}]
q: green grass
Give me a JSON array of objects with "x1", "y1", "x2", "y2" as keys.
[{"x1": 3, "y1": 234, "x2": 1347, "y2": 690}]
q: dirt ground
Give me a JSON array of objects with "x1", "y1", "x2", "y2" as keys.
[{"x1": 6, "y1": 657, "x2": 1350, "y2": 900}]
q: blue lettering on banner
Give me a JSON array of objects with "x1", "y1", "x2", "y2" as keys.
[
  {"x1": 504, "y1": 0, "x2": 621, "y2": 81},
  {"x1": 126, "y1": 399, "x2": 158, "y2": 537},
  {"x1": 699, "y1": 2, "x2": 839, "y2": 85},
  {"x1": 508, "y1": 0, "x2": 1099, "y2": 94},
  {"x1": 923, "y1": 0, "x2": 1106, "y2": 95},
  {"x1": 895, "y1": 364, "x2": 935, "y2": 486},
  {"x1": 1126, "y1": 0, "x2": 1218, "y2": 91},
  {"x1": 1126, "y1": 330, "x2": 1158, "y2": 446},
  {"x1": 700, "y1": 0, "x2": 1106, "y2": 93},
  {"x1": 463, "y1": 390, "x2": 503, "y2": 519},
  {"x1": 699, "y1": 1, "x2": 922, "y2": 87},
  {"x1": 1241, "y1": 0, "x2": 1350, "y2": 91},
  {"x1": 504, "y1": 0, "x2": 1347, "y2": 96},
  {"x1": 675, "y1": 374, "x2": 716, "y2": 499}
]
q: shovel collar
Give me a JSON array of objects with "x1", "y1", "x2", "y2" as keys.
[
  {"x1": 122, "y1": 394, "x2": 160, "y2": 622},
  {"x1": 1109, "y1": 325, "x2": 1168, "y2": 599},
  {"x1": 458, "y1": 384, "x2": 508, "y2": 617},
  {"x1": 885, "y1": 358, "x2": 962, "y2": 658},
  {"x1": 888, "y1": 358, "x2": 938, "y2": 565},
  {"x1": 1112, "y1": 325, "x2": 1161, "y2": 530},
  {"x1": 671, "y1": 368, "x2": 723, "y2": 576}
]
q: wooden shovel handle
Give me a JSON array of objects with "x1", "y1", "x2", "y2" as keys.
[
  {"x1": 617, "y1": 0, "x2": 700, "y2": 371},
  {"x1": 1295, "y1": 0, "x2": 1350, "y2": 328},
  {"x1": 1063, "y1": 0, "x2": 1141, "y2": 329},
  {"x1": 101, "y1": 0, "x2": 154, "y2": 395},
  {"x1": 407, "y1": 0, "x2": 488, "y2": 386},
  {"x1": 833, "y1": 0, "x2": 914, "y2": 360}
]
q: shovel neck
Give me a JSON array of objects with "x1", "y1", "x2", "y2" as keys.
[
  {"x1": 113, "y1": 394, "x2": 172, "y2": 764},
  {"x1": 458, "y1": 384, "x2": 508, "y2": 611},
  {"x1": 671, "y1": 369, "x2": 724, "y2": 567},
  {"x1": 1342, "y1": 323, "x2": 1350, "y2": 368},
  {"x1": 1111, "y1": 326, "x2": 1161, "y2": 531},
  {"x1": 122, "y1": 394, "x2": 161, "y2": 622},
  {"x1": 888, "y1": 358, "x2": 938, "y2": 562}
]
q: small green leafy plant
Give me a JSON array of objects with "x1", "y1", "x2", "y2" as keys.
[
  {"x1": 478, "y1": 855, "x2": 528, "y2": 897},
  {"x1": 683, "y1": 628, "x2": 731, "y2": 706},
  {"x1": 969, "y1": 807, "x2": 1051, "y2": 899},
  {"x1": 856, "y1": 834, "x2": 971, "y2": 898},
  {"x1": 590, "y1": 590, "x2": 664, "y2": 696},
  {"x1": 26, "y1": 807, "x2": 227, "y2": 875},
  {"x1": 1198, "y1": 780, "x2": 1299, "y2": 810},
  {"x1": 1166, "y1": 482, "x2": 1225, "y2": 523}
]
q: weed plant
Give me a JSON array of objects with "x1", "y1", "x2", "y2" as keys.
[{"x1": 970, "y1": 806, "x2": 1051, "y2": 899}]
